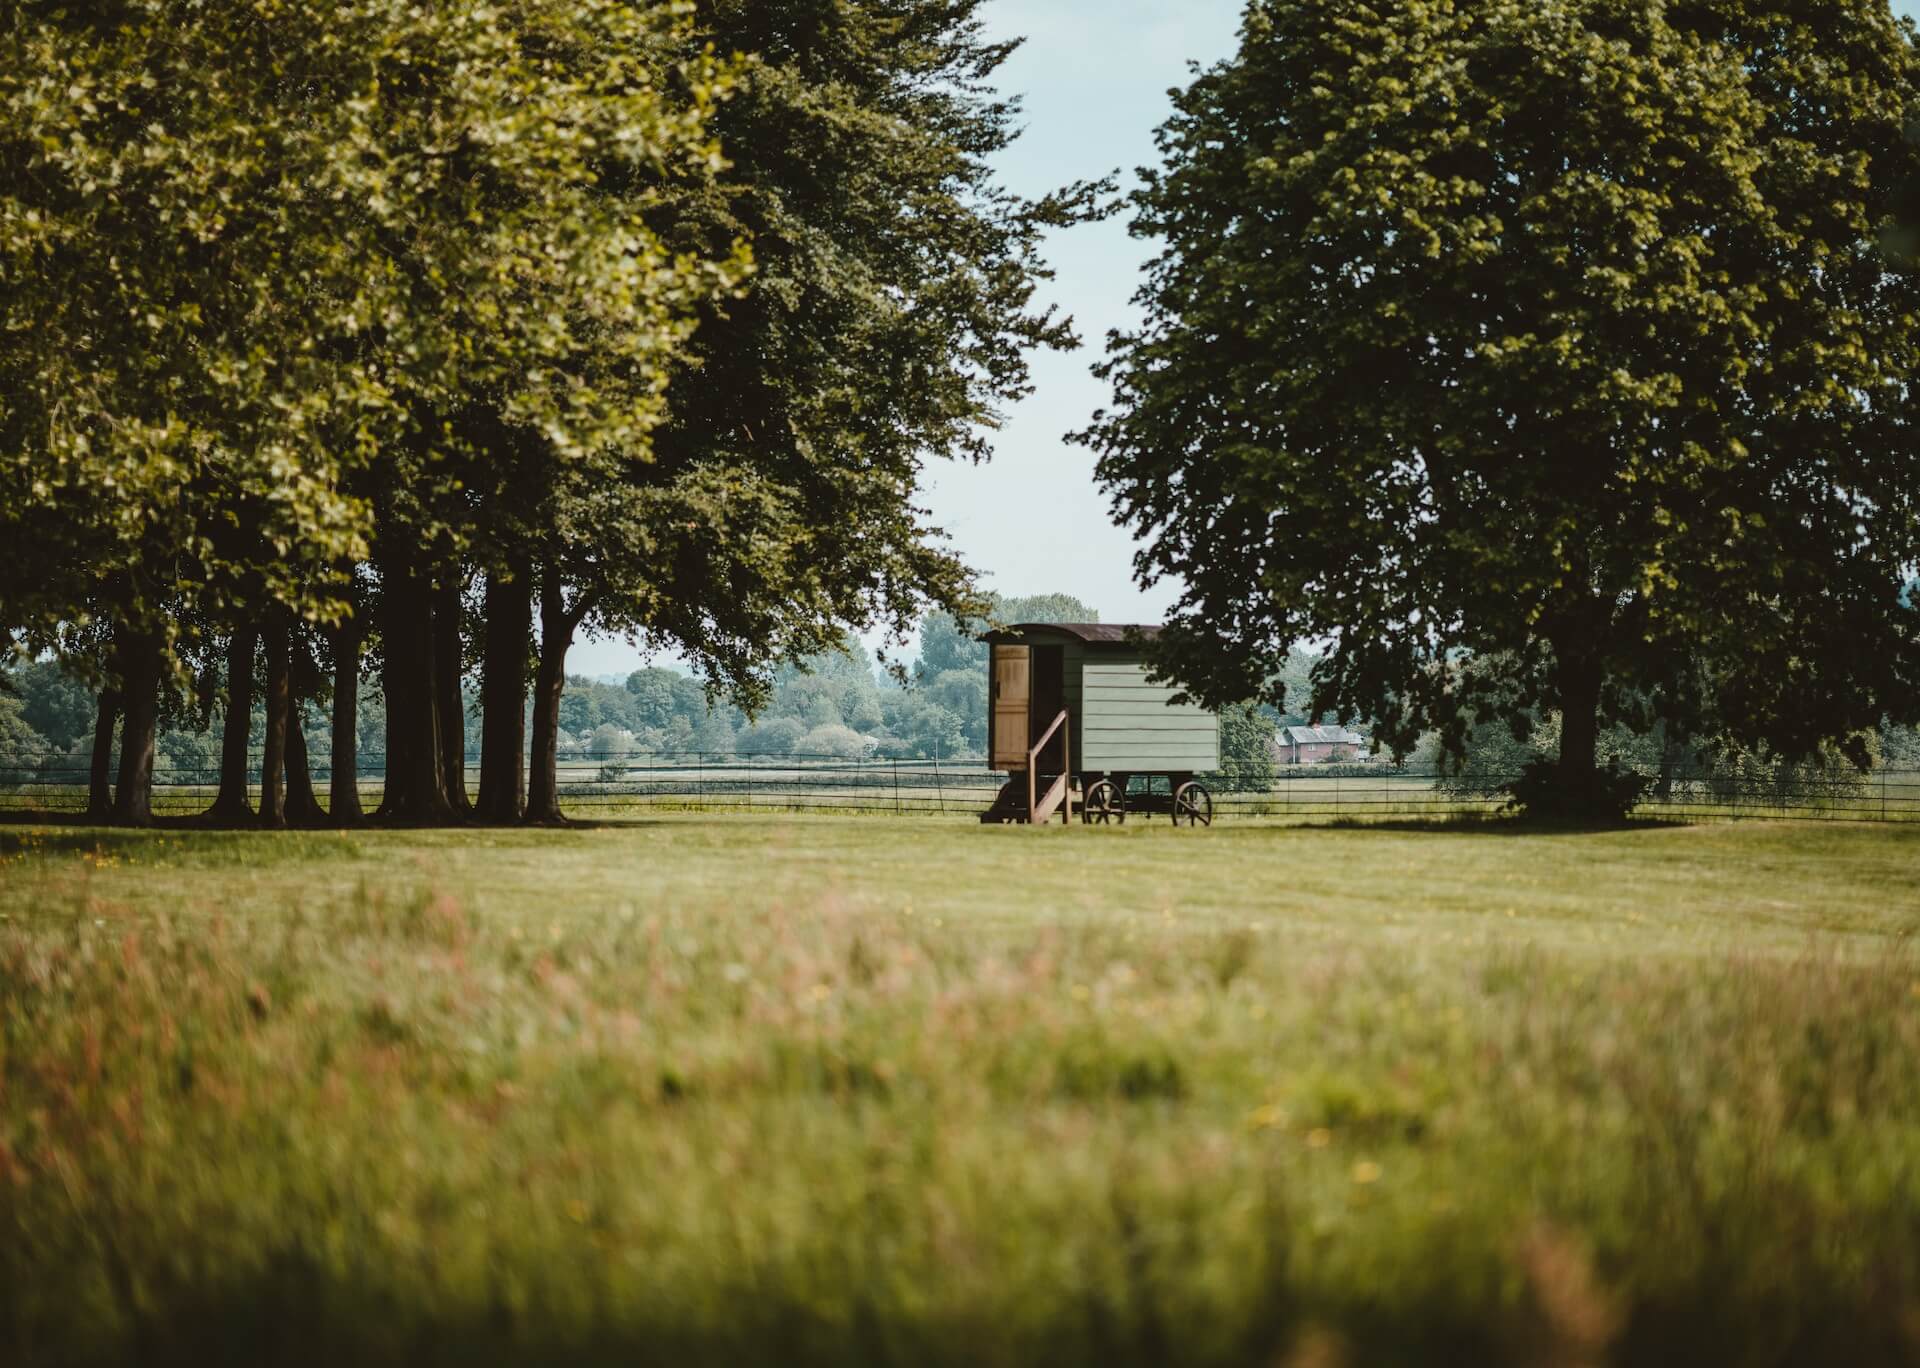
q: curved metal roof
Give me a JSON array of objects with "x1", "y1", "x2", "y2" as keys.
[{"x1": 982, "y1": 623, "x2": 1160, "y2": 645}]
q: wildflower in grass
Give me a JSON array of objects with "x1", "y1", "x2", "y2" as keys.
[
  {"x1": 1247, "y1": 1103, "x2": 1287, "y2": 1131},
  {"x1": 1306, "y1": 1128, "x2": 1332, "y2": 1149},
  {"x1": 1351, "y1": 1161, "x2": 1381, "y2": 1185}
]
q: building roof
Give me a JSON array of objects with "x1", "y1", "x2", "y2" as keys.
[
  {"x1": 1281, "y1": 724, "x2": 1366, "y2": 745},
  {"x1": 982, "y1": 623, "x2": 1161, "y2": 646}
]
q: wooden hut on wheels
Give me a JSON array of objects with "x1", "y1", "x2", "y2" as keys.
[{"x1": 980, "y1": 624, "x2": 1220, "y2": 826}]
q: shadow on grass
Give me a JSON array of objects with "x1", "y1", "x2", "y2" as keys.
[
  {"x1": 0, "y1": 816, "x2": 683, "y2": 854},
  {"x1": 1321, "y1": 814, "x2": 1695, "y2": 837},
  {"x1": 1195, "y1": 811, "x2": 1693, "y2": 838},
  {"x1": 22, "y1": 1265, "x2": 1919, "y2": 1368},
  {"x1": 0, "y1": 825, "x2": 174, "y2": 857}
]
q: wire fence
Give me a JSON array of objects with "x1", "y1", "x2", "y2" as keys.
[{"x1": 3, "y1": 751, "x2": 1919, "y2": 824}]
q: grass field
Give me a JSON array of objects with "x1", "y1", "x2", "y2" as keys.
[{"x1": 4, "y1": 814, "x2": 1920, "y2": 1366}]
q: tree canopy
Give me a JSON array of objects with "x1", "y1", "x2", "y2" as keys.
[
  {"x1": 2, "y1": 0, "x2": 1088, "y2": 824},
  {"x1": 1081, "y1": 0, "x2": 1920, "y2": 815}
]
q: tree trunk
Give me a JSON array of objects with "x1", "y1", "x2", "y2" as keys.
[
  {"x1": 477, "y1": 566, "x2": 532, "y2": 822},
  {"x1": 434, "y1": 581, "x2": 474, "y2": 816},
  {"x1": 87, "y1": 690, "x2": 120, "y2": 821},
  {"x1": 111, "y1": 633, "x2": 161, "y2": 828},
  {"x1": 1553, "y1": 645, "x2": 1604, "y2": 815},
  {"x1": 1655, "y1": 720, "x2": 1683, "y2": 802},
  {"x1": 259, "y1": 618, "x2": 290, "y2": 829},
  {"x1": 284, "y1": 701, "x2": 328, "y2": 825},
  {"x1": 329, "y1": 624, "x2": 365, "y2": 825},
  {"x1": 379, "y1": 555, "x2": 455, "y2": 823},
  {"x1": 207, "y1": 626, "x2": 258, "y2": 821},
  {"x1": 525, "y1": 576, "x2": 582, "y2": 824}
]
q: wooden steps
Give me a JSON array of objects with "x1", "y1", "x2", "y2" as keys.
[
  {"x1": 979, "y1": 708, "x2": 1076, "y2": 826},
  {"x1": 978, "y1": 775, "x2": 1077, "y2": 825}
]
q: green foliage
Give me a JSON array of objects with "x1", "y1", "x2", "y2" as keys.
[
  {"x1": 873, "y1": 697, "x2": 966, "y2": 761},
  {"x1": 1693, "y1": 736, "x2": 1881, "y2": 807},
  {"x1": 1082, "y1": 0, "x2": 1920, "y2": 802},
  {"x1": 1218, "y1": 704, "x2": 1277, "y2": 792},
  {"x1": 2, "y1": 660, "x2": 94, "y2": 756},
  {"x1": 624, "y1": 669, "x2": 713, "y2": 733},
  {"x1": 797, "y1": 723, "x2": 872, "y2": 760},
  {"x1": 1, "y1": 0, "x2": 740, "y2": 645},
  {"x1": 1268, "y1": 652, "x2": 1322, "y2": 726},
  {"x1": 739, "y1": 715, "x2": 804, "y2": 755},
  {"x1": 1882, "y1": 723, "x2": 1920, "y2": 767},
  {"x1": 0, "y1": 692, "x2": 46, "y2": 770},
  {"x1": 919, "y1": 671, "x2": 989, "y2": 748},
  {"x1": 1508, "y1": 757, "x2": 1650, "y2": 823}
]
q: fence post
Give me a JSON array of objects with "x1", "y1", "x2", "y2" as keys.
[
  {"x1": 934, "y1": 743, "x2": 944, "y2": 815},
  {"x1": 893, "y1": 757, "x2": 901, "y2": 815}
]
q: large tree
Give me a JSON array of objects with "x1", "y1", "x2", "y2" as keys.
[
  {"x1": 2, "y1": 0, "x2": 743, "y2": 824},
  {"x1": 1082, "y1": 0, "x2": 1920, "y2": 815},
  {"x1": 507, "y1": 0, "x2": 1102, "y2": 818}
]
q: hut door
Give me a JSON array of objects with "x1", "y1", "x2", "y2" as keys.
[
  {"x1": 990, "y1": 645, "x2": 1031, "y2": 770},
  {"x1": 1029, "y1": 646, "x2": 1066, "y2": 771}
]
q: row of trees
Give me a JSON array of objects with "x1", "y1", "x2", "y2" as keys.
[
  {"x1": 2, "y1": 0, "x2": 1095, "y2": 826},
  {"x1": 1085, "y1": 0, "x2": 1920, "y2": 816},
  {"x1": 4, "y1": 592, "x2": 1254, "y2": 784}
]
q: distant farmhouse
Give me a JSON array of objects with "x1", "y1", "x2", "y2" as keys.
[{"x1": 1272, "y1": 724, "x2": 1369, "y2": 765}]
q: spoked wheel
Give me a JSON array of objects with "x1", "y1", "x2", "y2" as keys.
[
  {"x1": 1082, "y1": 779, "x2": 1126, "y2": 825},
  {"x1": 1172, "y1": 781, "x2": 1213, "y2": 828}
]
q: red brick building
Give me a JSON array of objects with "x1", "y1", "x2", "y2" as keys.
[{"x1": 1272, "y1": 724, "x2": 1368, "y2": 765}]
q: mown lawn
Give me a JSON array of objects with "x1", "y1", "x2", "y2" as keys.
[{"x1": 4, "y1": 815, "x2": 1920, "y2": 1366}]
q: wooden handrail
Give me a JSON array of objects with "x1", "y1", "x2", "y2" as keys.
[{"x1": 1026, "y1": 709, "x2": 1072, "y2": 825}]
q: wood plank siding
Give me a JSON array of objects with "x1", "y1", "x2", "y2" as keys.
[{"x1": 1077, "y1": 660, "x2": 1219, "y2": 771}]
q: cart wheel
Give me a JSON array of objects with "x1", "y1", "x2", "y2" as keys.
[
  {"x1": 1082, "y1": 779, "x2": 1126, "y2": 825},
  {"x1": 1172, "y1": 781, "x2": 1213, "y2": 827}
]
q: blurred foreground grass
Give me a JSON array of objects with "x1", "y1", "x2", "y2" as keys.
[{"x1": 3, "y1": 815, "x2": 1920, "y2": 1366}]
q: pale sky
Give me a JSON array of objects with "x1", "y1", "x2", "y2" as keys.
[{"x1": 572, "y1": 0, "x2": 1920, "y2": 677}]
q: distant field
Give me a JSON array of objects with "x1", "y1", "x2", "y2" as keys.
[{"x1": 5, "y1": 816, "x2": 1920, "y2": 1365}]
